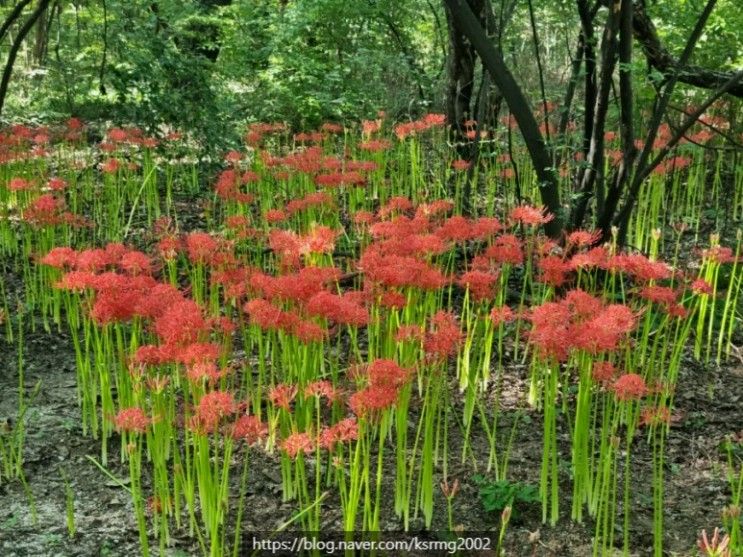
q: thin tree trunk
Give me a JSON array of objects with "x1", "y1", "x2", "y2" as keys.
[
  {"x1": 571, "y1": 5, "x2": 619, "y2": 229},
  {"x1": 443, "y1": 0, "x2": 563, "y2": 237},
  {"x1": 603, "y1": 0, "x2": 719, "y2": 241},
  {"x1": 0, "y1": 0, "x2": 52, "y2": 118},
  {"x1": 0, "y1": 0, "x2": 34, "y2": 44}
]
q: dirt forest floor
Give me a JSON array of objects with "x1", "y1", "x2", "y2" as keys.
[{"x1": 1, "y1": 304, "x2": 742, "y2": 556}]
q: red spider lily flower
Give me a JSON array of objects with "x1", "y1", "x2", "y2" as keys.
[
  {"x1": 114, "y1": 407, "x2": 150, "y2": 434},
  {"x1": 291, "y1": 318, "x2": 327, "y2": 344},
  {"x1": 395, "y1": 325, "x2": 424, "y2": 343},
  {"x1": 40, "y1": 247, "x2": 78, "y2": 269},
  {"x1": 471, "y1": 217, "x2": 503, "y2": 239},
  {"x1": 47, "y1": 177, "x2": 67, "y2": 191},
  {"x1": 353, "y1": 210, "x2": 375, "y2": 227},
  {"x1": 307, "y1": 291, "x2": 368, "y2": 326},
  {"x1": 232, "y1": 415, "x2": 268, "y2": 445},
  {"x1": 421, "y1": 113, "x2": 446, "y2": 127},
  {"x1": 563, "y1": 289, "x2": 603, "y2": 319},
  {"x1": 281, "y1": 432, "x2": 315, "y2": 459},
  {"x1": 185, "y1": 232, "x2": 219, "y2": 265},
  {"x1": 154, "y1": 300, "x2": 208, "y2": 346},
  {"x1": 490, "y1": 305, "x2": 515, "y2": 326},
  {"x1": 315, "y1": 171, "x2": 366, "y2": 188},
  {"x1": 436, "y1": 216, "x2": 477, "y2": 243},
  {"x1": 606, "y1": 254, "x2": 672, "y2": 282},
  {"x1": 570, "y1": 246, "x2": 609, "y2": 269},
  {"x1": 349, "y1": 385, "x2": 399, "y2": 417},
  {"x1": 567, "y1": 229, "x2": 601, "y2": 248},
  {"x1": 368, "y1": 359, "x2": 410, "y2": 388},
  {"x1": 157, "y1": 236, "x2": 183, "y2": 261},
  {"x1": 483, "y1": 234, "x2": 524, "y2": 266},
  {"x1": 321, "y1": 122, "x2": 344, "y2": 134},
  {"x1": 573, "y1": 304, "x2": 636, "y2": 354},
  {"x1": 509, "y1": 205, "x2": 554, "y2": 226},
  {"x1": 120, "y1": 251, "x2": 153, "y2": 276},
  {"x1": 529, "y1": 302, "x2": 573, "y2": 361},
  {"x1": 102, "y1": 243, "x2": 127, "y2": 265},
  {"x1": 224, "y1": 150, "x2": 242, "y2": 164},
  {"x1": 701, "y1": 245, "x2": 736, "y2": 264},
  {"x1": 424, "y1": 311, "x2": 463, "y2": 360},
  {"x1": 90, "y1": 286, "x2": 150, "y2": 325},
  {"x1": 134, "y1": 345, "x2": 169, "y2": 366},
  {"x1": 360, "y1": 139, "x2": 391, "y2": 152},
  {"x1": 9, "y1": 177, "x2": 32, "y2": 191},
  {"x1": 690, "y1": 279, "x2": 713, "y2": 295},
  {"x1": 134, "y1": 283, "x2": 185, "y2": 320},
  {"x1": 638, "y1": 285, "x2": 678, "y2": 306},
  {"x1": 186, "y1": 361, "x2": 220, "y2": 384},
  {"x1": 667, "y1": 303, "x2": 689, "y2": 319},
  {"x1": 379, "y1": 290, "x2": 407, "y2": 309},
  {"x1": 358, "y1": 252, "x2": 448, "y2": 290},
  {"x1": 500, "y1": 167, "x2": 515, "y2": 180},
  {"x1": 302, "y1": 225, "x2": 338, "y2": 255},
  {"x1": 362, "y1": 118, "x2": 382, "y2": 136},
  {"x1": 250, "y1": 267, "x2": 341, "y2": 304},
  {"x1": 347, "y1": 160, "x2": 378, "y2": 174},
  {"x1": 225, "y1": 215, "x2": 250, "y2": 231},
  {"x1": 537, "y1": 255, "x2": 571, "y2": 287},
  {"x1": 612, "y1": 373, "x2": 647, "y2": 401},
  {"x1": 269, "y1": 383, "x2": 298, "y2": 411},
  {"x1": 697, "y1": 528, "x2": 731, "y2": 557},
  {"x1": 697, "y1": 528, "x2": 732, "y2": 557},
  {"x1": 101, "y1": 158, "x2": 121, "y2": 174},
  {"x1": 319, "y1": 417, "x2": 359, "y2": 450},
  {"x1": 192, "y1": 391, "x2": 236, "y2": 434},
  {"x1": 378, "y1": 196, "x2": 413, "y2": 218},
  {"x1": 265, "y1": 209, "x2": 287, "y2": 224},
  {"x1": 458, "y1": 270, "x2": 499, "y2": 301},
  {"x1": 592, "y1": 361, "x2": 617, "y2": 385},
  {"x1": 54, "y1": 270, "x2": 97, "y2": 292},
  {"x1": 244, "y1": 298, "x2": 287, "y2": 330},
  {"x1": 304, "y1": 380, "x2": 338, "y2": 403},
  {"x1": 268, "y1": 230, "x2": 302, "y2": 267},
  {"x1": 415, "y1": 200, "x2": 455, "y2": 219},
  {"x1": 451, "y1": 159, "x2": 471, "y2": 171},
  {"x1": 639, "y1": 405, "x2": 672, "y2": 428},
  {"x1": 22, "y1": 194, "x2": 71, "y2": 227},
  {"x1": 393, "y1": 121, "x2": 420, "y2": 140},
  {"x1": 176, "y1": 342, "x2": 222, "y2": 366}
]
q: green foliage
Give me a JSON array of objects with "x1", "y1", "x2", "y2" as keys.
[
  {"x1": 0, "y1": 0, "x2": 442, "y2": 148},
  {"x1": 473, "y1": 475, "x2": 541, "y2": 517}
]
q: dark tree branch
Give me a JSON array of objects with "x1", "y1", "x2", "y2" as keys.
[
  {"x1": 668, "y1": 103, "x2": 743, "y2": 149},
  {"x1": 632, "y1": 0, "x2": 743, "y2": 97},
  {"x1": 0, "y1": 0, "x2": 34, "y2": 44},
  {"x1": 380, "y1": 12, "x2": 428, "y2": 100},
  {"x1": 443, "y1": 0, "x2": 563, "y2": 237},
  {"x1": 571, "y1": 4, "x2": 619, "y2": 229},
  {"x1": 557, "y1": 32, "x2": 583, "y2": 140},
  {"x1": 606, "y1": 0, "x2": 720, "y2": 241},
  {"x1": 527, "y1": 0, "x2": 551, "y2": 145},
  {"x1": 0, "y1": 0, "x2": 52, "y2": 118}
]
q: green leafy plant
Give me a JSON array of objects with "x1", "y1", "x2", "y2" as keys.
[{"x1": 473, "y1": 475, "x2": 540, "y2": 518}]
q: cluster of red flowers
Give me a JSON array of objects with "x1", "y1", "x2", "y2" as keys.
[
  {"x1": 214, "y1": 168, "x2": 257, "y2": 204},
  {"x1": 244, "y1": 121, "x2": 286, "y2": 146},
  {"x1": 349, "y1": 359, "x2": 410, "y2": 417},
  {"x1": 393, "y1": 113, "x2": 447, "y2": 140},
  {"x1": 529, "y1": 289, "x2": 637, "y2": 361},
  {"x1": 22, "y1": 194, "x2": 86, "y2": 228}
]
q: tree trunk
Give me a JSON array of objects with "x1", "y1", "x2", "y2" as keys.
[
  {"x1": 443, "y1": 0, "x2": 564, "y2": 238},
  {"x1": 0, "y1": 0, "x2": 52, "y2": 118},
  {"x1": 632, "y1": 0, "x2": 743, "y2": 98}
]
